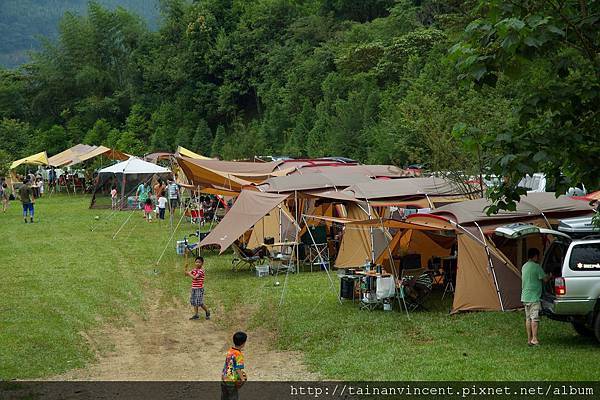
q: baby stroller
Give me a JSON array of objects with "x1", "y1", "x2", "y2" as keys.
[{"x1": 180, "y1": 231, "x2": 213, "y2": 256}]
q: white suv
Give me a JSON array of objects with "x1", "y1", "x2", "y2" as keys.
[{"x1": 496, "y1": 218, "x2": 600, "y2": 342}]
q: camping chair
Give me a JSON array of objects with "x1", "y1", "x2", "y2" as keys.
[
  {"x1": 305, "y1": 226, "x2": 329, "y2": 272},
  {"x1": 231, "y1": 242, "x2": 265, "y2": 272},
  {"x1": 397, "y1": 268, "x2": 433, "y2": 312}
]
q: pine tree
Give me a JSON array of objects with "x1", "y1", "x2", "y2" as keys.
[
  {"x1": 211, "y1": 125, "x2": 226, "y2": 158},
  {"x1": 191, "y1": 119, "x2": 213, "y2": 156}
]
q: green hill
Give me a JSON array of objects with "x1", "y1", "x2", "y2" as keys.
[{"x1": 0, "y1": 0, "x2": 160, "y2": 68}]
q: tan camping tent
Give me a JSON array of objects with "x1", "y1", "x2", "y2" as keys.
[
  {"x1": 334, "y1": 203, "x2": 390, "y2": 268},
  {"x1": 334, "y1": 193, "x2": 592, "y2": 313},
  {"x1": 247, "y1": 202, "x2": 298, "y2": 248},
  {"x1": 199, "y1": 190, "x2": 291, "y2": 253},
  {"x1": 420, "y1": 193, "x2": 594, "y2": 313},
  {"x1": 375, "y1": 229, "x2": 454, "y2": 270}
]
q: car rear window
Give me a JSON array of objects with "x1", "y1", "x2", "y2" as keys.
[{"x1": 569, "y1": 243, "x2": 600, "y2": 271}]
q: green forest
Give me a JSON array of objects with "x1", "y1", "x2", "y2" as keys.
[
  {"x1": 0, "y1": 0, "x2": 598, "y2": 203},
  {"x1": 0, "y1": 0, "x2": 160, "y2": 68}
]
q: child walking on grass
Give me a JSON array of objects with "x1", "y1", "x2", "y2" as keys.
[
  {"x1": 221, "y1": 331, "x2": 247, "y2": 400},
  {"x1": 185, "y1": 252, "x2": 210, "y2": 320},
  {"x1": 157, "y1": 194, "x2": 167, "y2": 222},
  {"x1": 144, "y1": 198, "x2": 153, "y2": 222}
]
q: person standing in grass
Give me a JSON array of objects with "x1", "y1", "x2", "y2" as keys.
[
  {"x1": 19, "y1": 179, "x2": 35, "y2": 223},
  {"x1": 221, "y1": 331, "x2": 247, "y2": 400},
  {"x1": 1, "y1": 182, "x2": 9, "y2": 213},
  {"x1": 157, "y1": 193, "x2": 167, "y2": 222},
  {"x1": 185, "y1": 253, "x2": 210, "y2": 320},
  {"x1": 136, "y1": 181, "x2": 147, "y2": 211},
  {"x1": 167, "y1": 178, "x2": 180, "y2": 215},
  {"x1": 143, "y1": 198, "x2": 154, "y2": 223},
  {"x1": 110, "y1": 185, "x2": 118, "y2": 210},
  {"x1": 154, "y1": 178, "x2": 166, "y2": 198},
  {"x1": 521, "y1": 248, "x2": 551, "y2": 346}
]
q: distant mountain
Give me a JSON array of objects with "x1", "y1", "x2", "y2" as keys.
[{"x1": 0, "y1": 0, "x2": 160, "y2": 68}]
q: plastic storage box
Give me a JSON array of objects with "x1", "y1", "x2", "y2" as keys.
[{"x1": 255, "y1": 265, "x2": 270, "y2": 277}]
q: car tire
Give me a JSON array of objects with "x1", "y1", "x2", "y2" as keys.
[
  {"x1": 594, "y1": 313, "x2": 600, "y2": 343},
  {"x1": 572, "y1": 321, "x2": 594, "y2": 337}
]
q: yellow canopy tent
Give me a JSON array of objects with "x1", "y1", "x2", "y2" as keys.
[
  {"x1": 10, "y1": 151, "x2": 49, "y2": 170},
  {"x1": 176, "y1": 146, "x2": 212, "y2": 160}
]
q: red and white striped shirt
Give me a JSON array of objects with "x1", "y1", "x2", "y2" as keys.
[{"x1": 191, "y1": 268, "x2": 205, "y2": 289}]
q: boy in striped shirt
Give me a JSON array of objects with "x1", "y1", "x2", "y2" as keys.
[{"x1": 185, "y1": 255, "x2": 211, "y2": 320}]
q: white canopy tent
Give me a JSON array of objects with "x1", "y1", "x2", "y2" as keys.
[
  {"x1": 91, "y1": 158, "x2": 171, "y2": 209},
  {"x1": 98, "y1": 158, "x2": 171, "y2": 175}
]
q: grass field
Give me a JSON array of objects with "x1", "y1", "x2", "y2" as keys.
[{"x1": 1, "y1": 195, "x2": 599, "y2": 380}]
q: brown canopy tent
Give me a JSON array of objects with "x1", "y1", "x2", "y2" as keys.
[
  {"x1": 343, "y1": 176, "x2": 477, "y2": 200},
  {"x1": 431, "y1": 192, "x2": 593, "y2": 227},
  {"x1": 288, "y1": 164, "x2": 411, "y2": 178},
  {"x1": 199, "y1": 190, "x2": 291, "y2": 253},
  {"x1": 329, "y1": 193, "x2": 593, "y2": 313},
  {"x1": 176, "y1": 156, "x2": 296, "y2": 192},
  {"x1": 310, "y1": 177, "x2": 476, "y2": 209},
  {"x1": 144, "y1": 152, "x2": 173, "y2": 163},
  {"x1": 257, "y1": 172, "x2": 373, "y2": 193}
]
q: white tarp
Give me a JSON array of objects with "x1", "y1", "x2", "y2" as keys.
[{"x1": 98, "y1": 158, "x2": 171, "y2": 175}]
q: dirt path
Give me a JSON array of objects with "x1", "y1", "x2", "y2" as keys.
[{"x1": 52, "y1": 298, "x2": 318, "y2": 381}]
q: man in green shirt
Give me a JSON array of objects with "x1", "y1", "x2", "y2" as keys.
[{"x1": 521, "y1": 248, "x2": 551, "y2": 346}]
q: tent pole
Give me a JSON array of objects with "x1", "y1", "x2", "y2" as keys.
[
  {"x1": 540, "y1": 212, "x2": 551, "y2": 228},
  {"x1": 197, "y1": 187, "x2": 202, "y2": 254},
  {"x1": 295, "y1": 190, "x2": 299, "y2": 274},
  {"x1": 366, "y1": 199, "x2": 375, "y2": 263},
  {"x1": 120, "y1": 173, "x2": 126, "y2": 210},
  {"x1": 302, "y1": 214, "x2": 341, "y2": 304},
  {"x1": 380, "y1": 219, "x2": 409, "y2": 318},
  {"x1": 474, "y1": 221, "x2": 505, "y2": 311},
  {"x1": 425, "y1": 194, "x2": 434, "y2": 209},
  {"x1": 278, "y1": 203, "x2": 282, "y2": 243}
]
